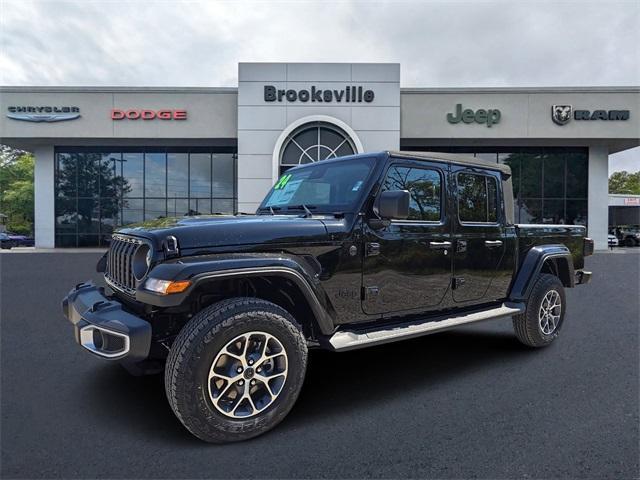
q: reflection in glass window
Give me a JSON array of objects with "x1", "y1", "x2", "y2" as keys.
[
  {"x1": 122, "y1": 198, "x2": 144, "y2": 225},
  {"x1": 54, "y1": 148, "x2": 236, "y2": 246},
  {"x1": 190, "y1": 153, "x2": 211, "y2": 198},
  {"x1": 144, "y1": 198, "x2": 167, "y2": 221},
  {"x1": 519, "y1": 199, "x2": 542, "y2": 224},
  {"x1": 544, "y1": 154, "x2": 565, "y2": 198},
  {"x1": 519, "y1": 153, "x2": 542, "y2": 198},
  {"x1": 168, "y1": 152, "x2": 189, "y2": 198},
  {"x1": 565, "y1": 153, "x2": 588, "y2": 198},
  {"x1": 543, "y1": 199, "x2": 565, "y2": 224},
  {"x1": 77, "y1": 153, "x2": 100, "y2": 198},
  {"x1": 100, "y1": 153, "x2": 121, "y2": 198},
  {"x1": 145, "y1": 152, "x2": 166, "y2": 197},
  {"x1": 122, "y1": 153, "x2": 143, "y2": 198},
  {"x1": 168, "y1": 198, "x2": 189, "y2": 218},
  {"x1": 458, "y1": 173, "x2": 498, "y2": 223},
  {"x1": 383, "y1": 166, "x2": 441, "y2": 221},
  {"x1": 213, "y1": 154, "x2": 235, "y2": 197}
]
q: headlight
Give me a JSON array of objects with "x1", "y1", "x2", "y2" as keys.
[
  {"x1": 144, "y1": 277, "x2": 191, "y2": 295},
  {"x1": 132, "y1": 244, "x2": 151, "y2": 281}
]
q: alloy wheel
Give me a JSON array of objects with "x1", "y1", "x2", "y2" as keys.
[
  {"x1": 207, "y1": 332, "x2": 288, "y2": 418},
  {"x1": 538, "y1": 290, "x2": 562, "y2": 335}
]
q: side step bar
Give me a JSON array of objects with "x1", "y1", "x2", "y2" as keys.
[{"x1": 329, "y1": 302, "x2": 525, "y2": 351}]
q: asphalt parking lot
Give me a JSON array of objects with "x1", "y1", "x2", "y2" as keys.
[{"x1": 1, "y1": 250, "x2": 638, "y2": 479}]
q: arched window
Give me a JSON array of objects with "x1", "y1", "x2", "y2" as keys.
[{"x1": 279, "y1": 122, "x2": 356, "y2": 167}]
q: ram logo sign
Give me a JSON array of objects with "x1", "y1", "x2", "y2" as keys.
[{"x1": 552, "y1": 104, "x2": 630, "y2": 125}]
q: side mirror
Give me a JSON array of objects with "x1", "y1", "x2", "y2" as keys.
[{"x1": 377, "y1": 190, "x2": 410, "y2": 220}]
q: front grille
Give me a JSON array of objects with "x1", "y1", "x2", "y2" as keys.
[{"x1": 105, "y1": 234, "x2": 143, "y2": 295}]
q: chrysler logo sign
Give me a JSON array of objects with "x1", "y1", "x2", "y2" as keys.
[
  {"x1": 552, "y1": 104, "x2": 630, "y2": 125},
  {"x1": 7, "y1": 106, "x2": 81, "y2": 122}
]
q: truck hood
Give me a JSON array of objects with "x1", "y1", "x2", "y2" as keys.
[{"x1": 117, "y1": 214, "x2": 338, "y2": 251}]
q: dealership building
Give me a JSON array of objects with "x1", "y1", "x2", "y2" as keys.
[{"x1": 1, "y1": 63, "x2": 638, "y2": 250}]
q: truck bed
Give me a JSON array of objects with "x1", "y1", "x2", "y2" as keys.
[{"x1": 515, "y1": 224, "x2": 586, "y2": 269}]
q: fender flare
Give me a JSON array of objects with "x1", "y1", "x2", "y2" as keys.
[
  {"x1": 509, "y1": 245, "x2": 575, "y2": 302},
  {"x1": 135, "y1": 255, "x2": 336, "y2": 335}
]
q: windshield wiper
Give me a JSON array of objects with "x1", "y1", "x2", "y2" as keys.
[
  {"x1": 257, "y1": 206, "x2": 281, "y2": 215},
  {"x1": 286, "y1": 204, "x2": 316, "y2": 218}
]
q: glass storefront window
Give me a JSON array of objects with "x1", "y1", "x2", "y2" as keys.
[
  {"x1": 190, "y1": 153, "x2": 211, "y2": 198},
  {"x1": 145, "y1": 152, "x2": 167, "y2": 197},
  {"x1": 55, "y1": 147, "x2": 236, "y2": 247},
  {"x1": 122, "y1": 152, "x2": 144, "y2": 198}
]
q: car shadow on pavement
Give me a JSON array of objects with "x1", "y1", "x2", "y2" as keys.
[
  {"x1": 80, "y1": 327, "x2": 530, "y2": 444},
  {"x1": 283, "y1": 328, "x2": 530, "y2": 429}
]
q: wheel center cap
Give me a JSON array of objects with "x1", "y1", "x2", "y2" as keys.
[{"x1": 244, "y1": 367, "x2": 255, "y2": 379}]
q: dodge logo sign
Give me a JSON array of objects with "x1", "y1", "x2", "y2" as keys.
[
  {"x1": 7, "y1": 106, "x2": 81, "y2": 122},
  {"x1": 552, "y1": 105, "x2": 572, "y2": 125},
  {"x1": 111, "y1": 109, "x2": 187, "y2": 120}
]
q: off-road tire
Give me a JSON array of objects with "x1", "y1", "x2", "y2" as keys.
[
  {"x1": 165, "y1": 297, "x2": 307, "y2": 443},
  {"x1": 513, "y1": 273, "x2": 566, "y2": 348}
]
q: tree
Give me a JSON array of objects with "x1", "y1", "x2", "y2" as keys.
[
  {"x1": 609, "y1": 170, "x2": 640, "y2": 195},
  {"x1": 0, "y1": 148, "x2": 34, "y2": 235}
]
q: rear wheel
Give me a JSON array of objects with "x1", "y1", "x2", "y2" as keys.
[
  {"x1": 513, "y1": 273, "x2": 566, "y2": 347},
  {"x1": 165, "y1": 297, "x2": 308, "y2": 443},
  {"x1": 625, "y1": 237, "x2": 637, "y2": 247}
]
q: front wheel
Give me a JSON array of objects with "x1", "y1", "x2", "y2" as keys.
[
  {"x1": 165, "y1": 297, "x2": 308, "y2": 443},
  {"x1": 513, "y1": 273, "x2": 566, "y2": 347}
]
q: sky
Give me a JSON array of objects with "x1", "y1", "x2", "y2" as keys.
[{"x1": 0, "y1": 0, "x2": 638, "y2": 172}]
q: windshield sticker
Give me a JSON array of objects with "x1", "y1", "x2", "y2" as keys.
[
  {"x1": 268, "y1": 178, "x2": 304, "y2": 205},
  {"x1": 352, "y1": 180, "x2": 363, "y2": 192},
  {"x1": 274, "y1": 174, "x2": 292, "y2": 190}
]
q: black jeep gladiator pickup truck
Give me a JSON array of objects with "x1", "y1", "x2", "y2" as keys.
[{"x1": 63, "y1": 151, "x2": 593, "y2": 443}]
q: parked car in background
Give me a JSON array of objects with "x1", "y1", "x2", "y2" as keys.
[
  {"x1": 608, "y1": 233, "x2": 619, "y2": 247},
  {"x1": 6, "y1": 232, "x2": 35, "y2": 247},
  {"x1": 614, "y1": 226, "x2": 640, "y2": 247},
  {"x1": 0, "y1": 233, "x2": 18, "y2": 249}
]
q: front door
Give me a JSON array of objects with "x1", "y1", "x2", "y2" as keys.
[
  {"x1": 362, "y1": 161, "x2": 452, "y2": 315},
  {"x1": 451, "y1": 167, "x2": 509, "y2": 304}
]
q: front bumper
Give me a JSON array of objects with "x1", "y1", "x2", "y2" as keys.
[{"x1": 62, "y1": 282, "x2": 151, "y2": 362}]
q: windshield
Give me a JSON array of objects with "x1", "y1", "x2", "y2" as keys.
[{"x1": 259, "y1": 157, "x2": 375, "y2": 213}]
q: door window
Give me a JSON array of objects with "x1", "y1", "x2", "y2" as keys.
[
  {"x1": 457, "y1": 172, "x2": 499, "y2": 223},
  {"x1": 382, "y1": 166, "x2": 442, "y2": 222}
]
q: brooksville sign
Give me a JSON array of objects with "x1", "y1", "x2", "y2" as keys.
[{"x1": 264, "y1": 85, "x2": 374, "y2": 103}]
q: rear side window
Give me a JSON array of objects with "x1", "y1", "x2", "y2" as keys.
[
  {"x1": 382, "y1": 166, "x2": 442, "y2": 221},
  {"x1": 457, "y1": 172, "x2": 499, "y2": 223}
]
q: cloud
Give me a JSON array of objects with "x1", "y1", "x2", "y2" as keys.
[{"x1": 1, "y1": 0, "x2": 638, "y2": 87}]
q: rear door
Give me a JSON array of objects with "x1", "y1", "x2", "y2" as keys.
[
  {"x1": 451, "y1": 167, "x2": 510, "y2": 304},
  {"x1": 361, "y1": 160, "x2": 452, "y2": 315}
]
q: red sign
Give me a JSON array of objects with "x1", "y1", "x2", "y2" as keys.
[
  {"x1": 110, "y1": 109, "x2": 187, "y2": 120},
  {"x1": 624, "y1": 197, "x2": 640, "y2": 206}
]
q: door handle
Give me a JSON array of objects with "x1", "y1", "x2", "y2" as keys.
[
  {"x1": 429, "y1": 241, "x2": 452, "y2": 250},
  {"x1": 484, "y1": 240, "x2": 503, "y2": 248}
]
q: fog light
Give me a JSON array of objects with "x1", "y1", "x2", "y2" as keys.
[{"x1": 144, "y1": 278, "x2": 191, "y2": 295}]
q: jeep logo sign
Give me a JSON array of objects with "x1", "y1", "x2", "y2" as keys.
[
  {"x1": 446, "y1": 104, "x2": 501, "y2": 127},
  {"x1": 264, "y1": 85, "x2": 374, "y2": 103}
]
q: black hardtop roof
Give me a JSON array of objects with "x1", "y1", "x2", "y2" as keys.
[
  {"x1": 282, "y1": 150, "x2": 511, "y2": 175},
  {"x1": 386, "y1": 150, "x2": 512, "y2": 175}
]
